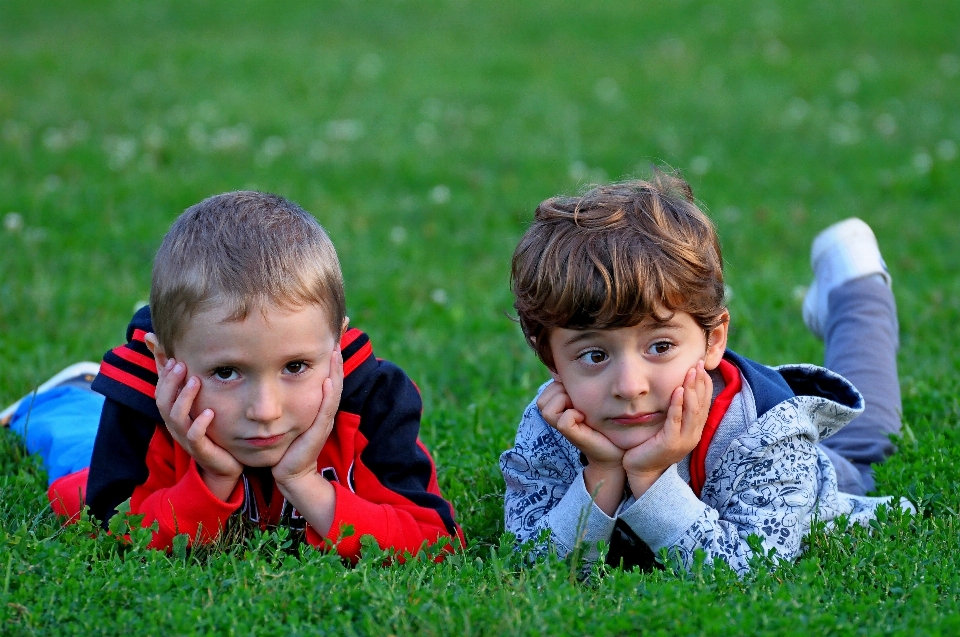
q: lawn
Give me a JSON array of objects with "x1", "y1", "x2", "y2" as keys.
[{"x1": 2, "y1": 0, "x2": 960, "y2": 634}]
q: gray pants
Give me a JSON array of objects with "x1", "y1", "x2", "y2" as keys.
[{"x1": 818, "y1": 275, "x2": 901, "y2": 495}]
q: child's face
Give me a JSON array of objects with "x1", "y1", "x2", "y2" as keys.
[
  {"x1": 547, "y1": 310, "x2": 728, "y2": 450},
  {"x1": 161, "y1": 303, "x2": 341, "y2": 468}
]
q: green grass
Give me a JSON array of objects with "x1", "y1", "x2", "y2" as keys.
[{"x1": 2, "y1": 0, "x2": 960, "y2": 633}]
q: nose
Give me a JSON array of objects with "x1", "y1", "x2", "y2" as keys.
[
  {"x1": 612, "y1": 356, "x2": 649, "y2": 401},
  {"x1": 246, "y1": 379, "x2": 283, "y2": 423}
]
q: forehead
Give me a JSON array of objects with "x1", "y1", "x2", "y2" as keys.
[
  {"x1": 549, "y1": 311, "x2": 702, "y2": 348},
  {"x1": 176, "y1": 302, "x2": 334, "y2": 351}
]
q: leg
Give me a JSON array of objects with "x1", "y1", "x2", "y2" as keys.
[
  {"x1": 821, "y1": 275, "x2": 901, "y2": 493},
  {"x1": 802, "y1": 219, "x2": 900, "y2": 494}
]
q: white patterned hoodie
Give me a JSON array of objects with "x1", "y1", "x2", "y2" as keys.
[{"x1": 500, "y1": 351, "x2": 902, "y2": 575}]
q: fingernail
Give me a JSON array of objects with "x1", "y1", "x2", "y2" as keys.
[
  {"x1": 164, "y1": 359, "x2": 174, "y2": 371},
  {"x1": 185, "y1": 377, "x2": 196, "y2": 388},
  {"x1": 174, "y1": 363, "x2": 184, "y2": 374}
]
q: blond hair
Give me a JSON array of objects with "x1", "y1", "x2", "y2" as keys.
[
  {"x1": 150, "y1": 191, "x2": 345, "y2": 353},
  {"x1": 511, "y1": 170, "x2": 726, "y2": 370}
]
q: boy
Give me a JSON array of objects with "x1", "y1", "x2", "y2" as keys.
[
  {"x1": 500, "y1": 172, "x2": 905, "y2": 574},
  {"x1": 11, "y1": 191, "x2": 463, "y2": 559}
]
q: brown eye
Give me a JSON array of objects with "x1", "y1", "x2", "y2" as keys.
[
  {"x1": 579, "y1": 350, "x2": 608, "y2": 365},
  {"x1": 285, "y1": 362, "x2": 306, "y2": 374},
  {"x1": 649, "y1": 342, "x2": 673, "y2": 355},
  {"x1": 214, "y1": 367, "x2": 238, "y2": 380}
]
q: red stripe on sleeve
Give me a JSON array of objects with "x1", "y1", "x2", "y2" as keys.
[
  {"x1": 689, "y1": 358, "x2": 742, "y2": 498},
  {"x1": 132, "y1": 329, "x2": 150, "y2": 343},
  {"x1": 340, "y1": 328, "x2": 362, "y2": 350},
  {"x1": 343, "y1": 341, "x2": 373, "y2": 377},
  {"x1": 111, "y1": 344, "x2": 157, "y2": 372},
  {"x1": 99, "y1": 361, "x2": 157, "y2": 399}
]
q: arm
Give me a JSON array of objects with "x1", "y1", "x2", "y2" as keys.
[
  {"x1": 500, "y1": 390, "x2": 619, "y2": 562},
  {"x1": 129, "y1": 426, "x2": 244, "y2": 550},
  {"x1": 618, "y1": 407, "x2": 825, "y2": 575},
  {"x1": 85, "y1": 399, "x2": 156, "y2": 526},
  {"x1": 302, "y1": 360, "x2": 463, "y2": 560}
]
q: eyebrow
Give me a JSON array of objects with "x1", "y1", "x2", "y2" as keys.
[{"x1": 561, "y1": 322, "x2": 686, "y2": 347}]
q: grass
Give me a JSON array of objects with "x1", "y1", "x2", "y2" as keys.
[{"x1": 2, "y1": 0, "x2": 960, "y2": 633}]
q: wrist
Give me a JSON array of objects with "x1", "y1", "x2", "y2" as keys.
[
  {"x1": 196, "y1": 465, "x2": 241, "y2": 502},
  {"x1": 582, "y1": 463, "x2": 627, "y2": 517},
  {"x1": 275, "y1": 472, "x2": 337, "y2": 537},
  {"x1": 626, "y1": 468, "x2": 667, "y2": 498}
]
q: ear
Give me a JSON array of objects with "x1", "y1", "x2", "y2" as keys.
[
  {"x1": 703, "y1": 311, "x2": 730, "y2": 371},
  {"x1": 144, "y1": 332, "x2": 169, "y2": 373},
  {"x1": 340, "y1": 316, "x2": 350, "y2": 339}
]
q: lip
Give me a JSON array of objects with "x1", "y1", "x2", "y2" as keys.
[
  {"x1": 611, "y1": 412, "x2": 661, "y2": 425},
  {"x1": 243, "y1": 434, "x2": 285, "y2": 447}
]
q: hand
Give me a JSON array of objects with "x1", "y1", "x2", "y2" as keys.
[
  {"x1": 272, "y1": 346, "x2": 344, "y2": 487},
  {"x1": 622, "y1": 360, "x2": 713, "y2": 497},
  {"x1": 155, "y1": 359, "x2": 243, "y2": 486},
  {"x1": 537, "y1": 380, "x2": 624, "y2": 469}
]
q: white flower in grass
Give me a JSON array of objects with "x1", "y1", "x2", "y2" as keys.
[
  {"x1": 594, "y1": 77, "x2": 621, "y2": 105},
  {"x1": 103, "y1": 136, "x2": 137, "y2": 170},
  {"x1": 783, "y1": 97, "x2": 810, "y2": 127},
  {"x1": 209, "y1": 125, "x2": 250, "y2": 152},
  {"x1": 42, "y1": 175, "x2": 62, "y2": 193},
  {"x1": 43, "y1": 128, "x2": 70, "y2": 152},
  {"x1": 689, "y1": 156, "x2": 711, "y2": 176},
  {"x1": 356, "y1": 53, "x2": 383, "y2": 80},
  {"x1": 720, "y1": 206, "x2": 741, "y2": 223},
  {"x1": 568, "y1": 160, "x2": 588, "y2": 182},
  {"x1": 389, "y1": 226, "x2": 407, "y2": 244},
  {"x1": 912, "y1": 151, "x2": 933, "y2": 175},
  {"x1": 4, "y1": 212, "x2": 23, "y2": 232},
  {"x1": 256, "y1": 136, "x2": 286, "y2": 166},
  {"x1": 430, "y1": 289, "x2": 448, "y2": 305},
  {"x1": 415, "y1": 122, "x2": 438, "y2": 146},
  {"x1": 936, "y1": 140, "x2": 957, "y2": 162},
  {"x1": 874, "y1": 113, "x2": 897, "y2": 137},
  {"x1": 939, "y1": 54, "x2": 960, "y2": 77},
  {"x1": 835, "y1": 70, "x2": 859, "y2": 96},
  {"x1": 429, "y1": 184, "x2": 450, "y2": 205},
  {"x1": 143, "y1": 125, "x2": 167, "y2": 152},
  {"x1": 828, "y1": 123, "x2": 860, "y2": 146},
  {"x1": 326, "y1": 120, "x2": 364, "y2": 142}
]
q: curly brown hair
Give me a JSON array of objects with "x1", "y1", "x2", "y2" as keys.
[{"x1": 511, "y1": 170, "x2": 726, "y2": 370}]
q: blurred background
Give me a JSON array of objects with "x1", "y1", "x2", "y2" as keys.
[{"x1": 2, "y1": 0, "x2": 959, "y2": 538}]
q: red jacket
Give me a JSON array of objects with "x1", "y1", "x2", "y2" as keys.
[{"x1": 86, "y1": 306, "x2": 464, "y2": 558}]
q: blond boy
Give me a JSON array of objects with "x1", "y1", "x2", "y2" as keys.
[{"x1": 84, "y1": 191, "x2": 462, "y2": 557}]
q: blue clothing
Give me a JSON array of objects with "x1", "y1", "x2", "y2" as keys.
[{"x1": 10, "y1": 386, "x2": 104, "y2": 485}]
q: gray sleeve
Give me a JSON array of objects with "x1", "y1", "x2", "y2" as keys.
[
  {"x1": 619, "y1": 410, "x2": 824, "y2": 575},
  {"x1": 500, "y1": 395, "x2": 616, "y2": 561}
]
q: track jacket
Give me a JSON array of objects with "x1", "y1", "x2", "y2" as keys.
[
  {"x1": 500, "y1": 351, "x2": 900, "y2": 574},
  {"x1": 86, "y1": 306, "x2": 463, "y2": 558}
]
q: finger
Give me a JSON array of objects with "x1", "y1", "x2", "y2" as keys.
[
  {"x1": 185, "y1": 408, "x2": 215, "y2": 445},
  {"x1": 663, "y1": 386, "x2": 685, "y2": 438},
  {"x1": 695, "y1": 360, "x2": 711, "y2": 409},
  {"x1": 536, "y1": 382, "x2": 565, "y2": 412},
  {"x1": 553, "y1": 408, "x2": 584, "y2": 432},
  {"x1": 542, "y1": 391, "x2": 571, "y2": 419},
  {"x1": 155, "y1": 360, "x2": 184, "y2": 413},
  {"x1": 168, "y1": 376, "x2": 202, "y2": 432}
]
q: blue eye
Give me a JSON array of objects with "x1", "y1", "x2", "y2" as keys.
[{"x1": 578, "y1": 349, "x2": 608, "y2": 365}]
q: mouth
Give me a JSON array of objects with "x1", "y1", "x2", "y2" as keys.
[
  {"x1": 243, "y1": 434, "x2": 285, "y2": 447},
  {"x1": 611, "y1": 412, "x2": 661, "y2": 425}
]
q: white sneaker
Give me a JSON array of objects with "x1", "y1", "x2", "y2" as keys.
[
  {"x1": 802, "y1": 218, "x2": 891, "y2": 339},
  {"x1": 0, "y1": 362, "x2": 101, "y2": 424}
]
